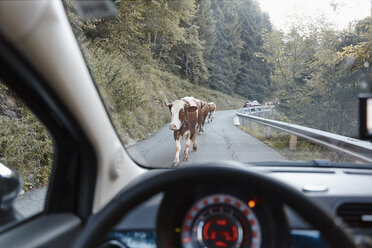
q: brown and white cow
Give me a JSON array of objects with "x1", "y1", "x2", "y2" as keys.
[
  {"x1": 207, "y1": 102, "x2": 216, "y2": 122},
  {"x1": 200, "y1": 101, "x2": 210, "y2": 133},
  {"x1": 183, "y1": 96, "x2": 206, "y2": 135},
  {"x1": 166, "y1": 97, "x2": 202, "y2": 167}
]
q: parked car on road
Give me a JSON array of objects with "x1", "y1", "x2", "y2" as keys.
[
  {"x1": 252, "y1": 100, "x2": 261, "y2": 106},
  {"x1": 243, "y1": 100, "x2": 253, "y2": 107}
]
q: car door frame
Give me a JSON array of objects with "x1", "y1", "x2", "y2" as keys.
[{"x1": 0, "y1": 31, "x2": 97, "y2": 247}]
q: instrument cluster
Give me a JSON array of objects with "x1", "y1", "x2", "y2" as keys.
[
  {"x1": 156, "y1": 185, "x2": 290, "y2": 248},
  {"x1": 181, "y1": 194, "x2": 262, "y2": 248}
]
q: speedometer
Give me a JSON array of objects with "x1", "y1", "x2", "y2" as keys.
[{"x1": 181, "y1": 194, "x2": 261, "y2": 248}]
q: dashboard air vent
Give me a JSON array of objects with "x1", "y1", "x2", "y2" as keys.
[{"x1": 337, "y1": 203, "x2": 372, "y2": 228}]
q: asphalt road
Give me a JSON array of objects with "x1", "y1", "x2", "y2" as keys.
[
  {"x1": 128, "y1": 110, "x2": 286, "y2": 168},
  {"x1": 14, "y1": 110, "x2": 286, "y2": 218},
  {"x1": 14, "y1": 187, "x2": 47, "y2": 218}
]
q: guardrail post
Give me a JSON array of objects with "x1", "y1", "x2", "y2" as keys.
[
  {"x1": 266, "y1": 127, "x2": 272, "y2": 138},
  {"x1": 289, "y1": 135, "x2": 297, "y2": 151}
]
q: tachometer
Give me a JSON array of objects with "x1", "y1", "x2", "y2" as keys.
[{"x1": 181, "y1": 194, "x2": 261, "y2": 248}]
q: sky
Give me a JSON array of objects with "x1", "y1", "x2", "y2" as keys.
[{"x1": 255, "y1": 0, "x2": 371, "y2": 31}]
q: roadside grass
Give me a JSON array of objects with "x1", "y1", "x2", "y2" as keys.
[
  {"x1": 0, "y1": 84, "x2": 53, "y2": 191},
  {"x1": 239, "y1": 123, "x2": 358, "y2": 163}
]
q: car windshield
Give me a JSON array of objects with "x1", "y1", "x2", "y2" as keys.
[{"x1": 64, "y1": 0, "x2": 372, "y2": 168}]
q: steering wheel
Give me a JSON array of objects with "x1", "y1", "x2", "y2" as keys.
[{"x1": 72, "y1": 163, "x2": 357, "y2": 248}]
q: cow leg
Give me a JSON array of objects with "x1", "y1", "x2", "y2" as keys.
[
  {"x1": 199, "y1": 125, "x2": 203, "y2": 135},
  {"x1": 191, "y1": 132, "x2": 197, "y2": 151},
  {"x1": 172, "y1": 138, "x2": 181, "y2": 167},
  {"x1": 172, "y1": 131, "x2": 181, "y2": 167},
  {"x1": 184, "y1": 132, "x2": 191, "y2": 162},
  {"x1": 199, "y1": 119, "x2": 205, "y2": 134}
]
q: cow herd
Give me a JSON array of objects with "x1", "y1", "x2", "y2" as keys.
[{"x1": 165, "y1": 96, "x2": 216, "y2": 167}]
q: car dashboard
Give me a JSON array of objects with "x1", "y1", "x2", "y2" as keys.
[{"x1": 100, "y1": 163, "x2": 372, "y2": 248}]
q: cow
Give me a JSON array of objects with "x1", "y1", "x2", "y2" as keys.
[
  {"x1": 183, "y1": 96, "x2": 206, "y2": 135},
  {"x1": 165, "y1": 97, "x2": 202, "y2": 167},
  {"x1": 207, "y1": 102, "x2": 216, "y2": 122},
  {"x1": 200, "y1": 101, "x2": 210, "y2": 133}
]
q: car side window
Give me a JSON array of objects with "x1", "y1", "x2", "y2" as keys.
[{"x1": 0, "y1": 80, "x2": 53, "y2": 225}]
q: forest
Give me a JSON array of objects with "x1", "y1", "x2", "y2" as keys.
[
  {"x1": 63, "y1": 0, "x2": 275, "y2": 144},
  {"x1": 0, "y1": 0, "x2": 371, "y2": 189},
  {"x1": 259, "y1": 16, "x2": 372, "y2": 136},
  {"x1": 64, "y1": 0, "x2": 371, "y2": 137}
]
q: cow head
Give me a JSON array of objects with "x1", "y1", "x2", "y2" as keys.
[{"x1": 166, "y1": 100, "x2": 197, "y2": 130}]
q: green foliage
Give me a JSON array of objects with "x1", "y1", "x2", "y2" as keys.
[
  {"x1": 259, "y1": 17, "x2": 367, "y2": 137},
  {"x1": 66, "y1": 0, "x2": 272, "y2": 99},
  {"x1": 63, "y1": 0, "x2": 243, "y2": 145},
  {"x1": 338, "y1": 17, "x2": 372, "y2": 71},
  {"x1": 208, "y1": 0, "x2": 272, "y2": 100}
]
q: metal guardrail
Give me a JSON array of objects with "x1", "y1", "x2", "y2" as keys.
[
  {"x1": 240, "y1": 105, "x2": 275, "y2": 114},
  {"x1": 236, "y1": 108, "x2": 372, "y2": 163}
]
